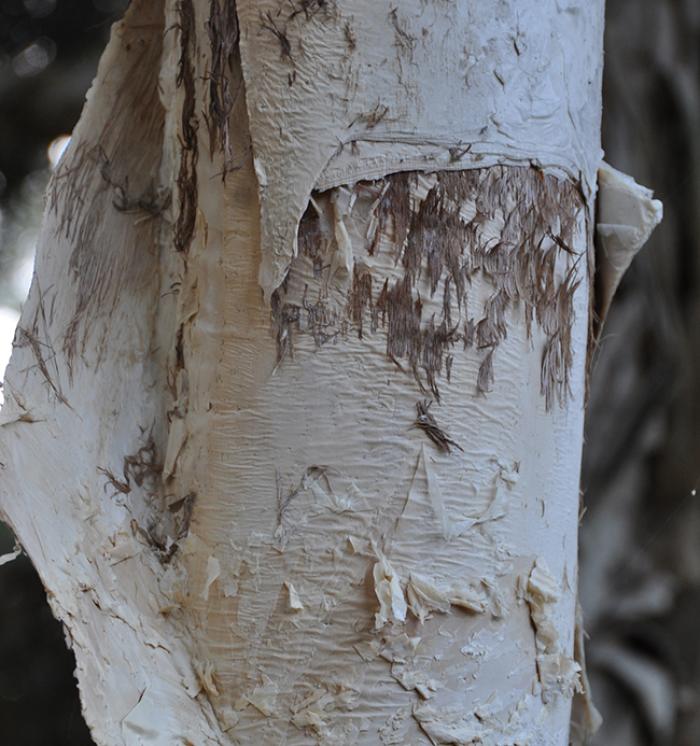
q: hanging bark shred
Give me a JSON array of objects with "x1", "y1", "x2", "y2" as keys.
[
  {"x1": 414, "y1": 399, "x2": 464, "y2": 454},
  {"x1": 174, "y1": 0, "x2": 199, "y2": 253}
]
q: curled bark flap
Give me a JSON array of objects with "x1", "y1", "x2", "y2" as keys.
[{"x1": 594, "y1": 162, "x2": 663, "y2": 330}]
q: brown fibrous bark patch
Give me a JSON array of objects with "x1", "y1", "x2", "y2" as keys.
[
  {"x1": 99, "y1": 431, "x2": 194, "y2": 564},
  {"x1": 276, "y1": 167, "x2": 586, "y2": 409}
]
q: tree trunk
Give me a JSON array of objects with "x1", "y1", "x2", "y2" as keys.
[{"x1": 0, "y1": 1, "x2": 659, "y2": 744}]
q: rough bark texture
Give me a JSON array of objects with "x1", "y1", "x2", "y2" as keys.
[
  {"x1": 172, "y1": 157, "x2": 590, "y2": 743},
  {"x1": 0, "y1": 0, "x2": 662, "y2": 744}
]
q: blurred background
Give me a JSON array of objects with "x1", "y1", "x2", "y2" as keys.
[{"x1": 0, "y1": 0, "x2": 698, "y2": 744}]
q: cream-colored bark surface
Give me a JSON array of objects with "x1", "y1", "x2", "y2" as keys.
[
  {"x1": 234, "y1": 0, "x2": 605, "y2": 298},
  {"x1": 0, "y1": 1, "x2": 661, "y2": 744}
]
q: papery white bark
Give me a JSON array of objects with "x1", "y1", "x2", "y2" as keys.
[{"x1": 0, "y1": 1, "x2": 661, "y2": 744}]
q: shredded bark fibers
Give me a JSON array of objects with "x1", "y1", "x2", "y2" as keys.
[
  {"x1": 123, "y1": 437, "x2": 162, "y2": 487},
  {"x1": 414, "y1": 400, "x2": 463, "y2": 454},
  {"x1": 169, "y1": 492, "x2": 197, "y2": 540},
  {"x1": 98, "y1": 149, "x2": 171, "y2": 215},
  {"x1": 389, "y1": 8, "x2": 417, "y2": 59},
  {"x1": 271, "y1": 290, "x2": 299, "y2": 362},
  {"x1": 50, "y1": 143, "x2": 104, "y2": 250},
  {"x1": 271, "y1": 285, "x2": 340, "y2": 360},
  {"x1": 286, "y1": 0, "x2": 333, "y2": 22},
  {"x1": 16, "y1": 304, "x2": 68, "y2": 408},
  {"x1": 98, "y1": 466, "x2": 131, "y2": 496},
  {"x1": 271, "y1": 209, "x2": 346, "y2": 357},
  {"x1": 48, "y1": 10, "x2": 166, "y2": 372},
  {"x1": 131, "y1": 518, "x2": 178, "y2": 564},
  {"x1": 206, "y1": 0, "x2": 239, "y2": 171},
  {"x1": 259, "y1": 2, "x2": 339, "y2": 86},
  {"x1": 344, "y1": 21, "x2": 356, "y2": 51},
  {"x1": 175, "y1": 0, "x2": 199, "y2": 253},
  {"x1": 99, "y1": 432, "x2": 188, "y2": 563},
  {"x1": 298, "y1": 203, "x2": 326, "y2": 277},
  {"x1": 99, "y1": 436, "x2": 163, "y2": 498},
  {"x1": 278, "y1": 166, "x2": 586, "y2": 409},
  {"x1": 351, "y1": 265, "x2": 372, "y2": 339},
  {"x1": 368, "y1": 171, "x2": 412, "y2": 256},
  {"x1": 260, "y1": 10, "x2": 295, "y2": 85},
  {"x1": 352, "y1": 103, "x2": 390, "y2": 130},
  {"x1": 275, "y1": 466, "x2": 332, "y2": 549}
]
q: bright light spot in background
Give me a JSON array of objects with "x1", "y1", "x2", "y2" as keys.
[
  {"x1": 0, "y1": 307, "x2": 20, "y2": 407},
  {"x1": 11, "y1": 37, "x2": 56, "y2": 78},
  {"x1": 0, "y1": 227, "x2": 37, "y2": 408},
  {"x1": 12, "y1": 245, "x2": 36, "y2": 301},
  {"x1": 47, "y1": 135, "x2": 71, "y2": 169},
  {"x1": 0, "y1": 134, "x2": 64, "y2": 407}
]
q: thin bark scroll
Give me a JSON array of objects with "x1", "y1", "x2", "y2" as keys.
[{"x1": 0, "y1": 1, "x2": 661, "y2": 745}]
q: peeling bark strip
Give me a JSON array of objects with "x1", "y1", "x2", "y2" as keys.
[
  {"x1": 274, "y1": 167, "x2": 586, "y2": 408},
  {"x1": 174, "y1": 0, "x2": 198, "y2": 253},
  {"x1": 0, "y1": 3, "x2": 234, "y2": 743}
]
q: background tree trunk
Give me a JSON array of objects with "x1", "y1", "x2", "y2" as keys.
[
  {"x1": 581, "y1": 1, "x2": 700, "y2": 743},
  {"x1": 0, "y1": 1, "x2": 661, "y2": 743}
]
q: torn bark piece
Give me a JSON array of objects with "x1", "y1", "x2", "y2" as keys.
[
  {"x1": 237, "y1": 676, "x2": 279, "y2": 717},
  {"x1": 392, "y1": 666, "x2": 441, "y2": 700},
  {"x1": 594, "y1": 162, "x2": 663, "y2": 330},
  {"x1": 406, "y1": 573, "x2": 487, "y2": 622},
  {"x1": 570, "y1": 601, "x2": 603, "y2": 744},
  {"x1": 284, "y1": 580, "x2": 304, "y2": 611},
  {"x1": 373, "y1": 553, "x2": 407, "y2": 629},
  {"x1": 194, "y1": 659, "x2": 220, "y2": 698},
  {"x1": 406, "y1": 573, "x2": 451, "y2": 622},
  {"x1": 525, "y1": 559, "x2": 582, "y2": 703},
  {"x1": 412, "y1": 700, "x2": 527, "y2": 745},
  {"x1": 201, "y1": 555, "x2": 221, "y2": 601},
  {"x1": 448, "y1": 583, "x2": 488, "y2": 614}
]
